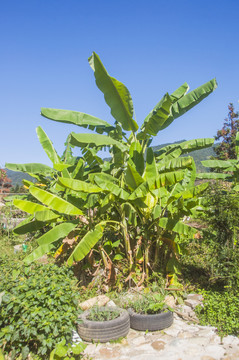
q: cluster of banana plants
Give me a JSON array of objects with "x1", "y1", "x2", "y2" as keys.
[{"x1": 6, "y1": 52, "x2": 217, "y2": 284}]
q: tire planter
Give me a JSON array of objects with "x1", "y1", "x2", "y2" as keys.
[
  {"x1": 128, "y1": 308, "x2": 173, "y2": 331},
  {"x1": 77, "y1": 307, "x2": 130, "y2": 343}
]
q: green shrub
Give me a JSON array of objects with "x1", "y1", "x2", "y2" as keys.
[
  {"x1": 195, "y1": 291, "x2": 239, "y2": 337},
  {"x1": 0, "y1": 260, "x2": 80, "y2": 359},
  {"x1": 201, "y1": 183, "x2": 239, "y2": 248},
  {"x1": 182, "y1": 182, "x2": 239, "y2": 291}
]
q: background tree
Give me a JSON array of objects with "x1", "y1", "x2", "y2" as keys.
[
  {"x1": 214, "y1": 103, "x2": 239, "y2": 160},
  {"x1": 0, "y1": 169, "x2": 12, "y2": 193}
]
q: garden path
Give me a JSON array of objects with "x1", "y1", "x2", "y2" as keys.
[{"x1": 82, "y1": 313, "x2": 239, "y2": 360}]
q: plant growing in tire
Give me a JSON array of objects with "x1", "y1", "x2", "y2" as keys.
[
  {"x1": 77, "y1": 306, "x2": 130, "y2": 342},
  {"x1": 127, "y1": 293, "x2": 174, "y2": 331}
]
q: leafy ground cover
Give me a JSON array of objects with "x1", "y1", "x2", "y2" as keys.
[
  {"x1": 195, "y1": 291, "x2": 239, "y2": 338},
  {"x1": 0, "y1": 256, "x2": 85, "y2": 359}
]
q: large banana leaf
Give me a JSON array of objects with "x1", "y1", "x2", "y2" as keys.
[
  {"x1": 160, "y1": 79, "x2": 217, "y2": 130},
  {"x1": 139, "y1": 83, "x2": 190, "y2": 139},
  {"x1": 13, "y1": 216, "x2": 45, "y2": 235},
  {"x1": 180, "y1": 158, "x2": 196, "y2": 188},
  {"x1": 41, "y1": 108, "x2": 113, "y2": 133},
  {"x1": 139, "y1": 93, "x2": 172, "y2": 137},
  {"x1": 157, "y1": 170, "x2": 185, "y2": 187},
  {"x1": 141, "y1": 193, "x2": 158, "y2": 214},
  {"x1": 94, "y1": 175, "x2": 129, "y2": 200},
  {"x1": 88, "y1": 52, "x2": 138, "y2": 132},
  {"x1": 24, "y1": 222, "x2": 78, "y2": 264},
  {"x1": 35, "y1": 210, "x2": 60, "y2": 222},
  {"x1": 174, "y1": 182, "x2": 208, "y2": 200},
  {"x1": 89, "y1": 172, "x2": 120, "y2": 184},
  {"x1": 58, "y1": 177, "x2": 102, "y2": 193},
  {"x1": 179, "y1": 138, "x2": 215, "y2": 154},
  {"x1": 196, "y1": 172, "x2": 232, "y2": 180},
  {"x1": 24, "y1": 244, "x2": 54, "y2": 265},
  {"x1": 13, "y1": 199, "x2": 49, "y2": 214},
  {"x1": 159, "y1": 217, "x2": 198, "y2": 237},
  {"x1": 70, "y1": 132, "x2": 128, "y2": 152},
  {"x1": 129, "y1": 141, "x2": 144, "y2": 176},
  {"x1": 169, "y1": 82, "x2": 189, "y2": 102},
  {"x1": 67, "y1": 222, "x2": 106, "y2": 265},
  {"x1": 53, "y1": 163, "x2": 71, "y2": 171},
  {"x1": 156, "y1": 138, "x2": 214, "y2": 160},
  {"x1": 158, "y1": 147, "x2": 183, "y2": 161},
  {"x1": 128, "y1": 182, "x2": 148, "y2": 200},
  {"x1": 29, "y1": 186, "x2": 83, "y2": 215},
  {"x1": 125, "y1": 163, "x2": 144, "y2": 191},
  {"x1": 37, "y1": 222, "x2": 77, "y2": 246},
  {"x1": 201, "y1": 159, "x2": 237, "y2": 169},
  {"x1": 72, "y1": 158, "x2": 84, "y2": 179},
  {"x1": 5, "y1": 163, "x2": 54, "y2": 175},
  {"x1": 145, "y1": 147, "x2": 159, "y2": 189},
  {"x1": 158, "y1": 157, "x2": 192, "y2": 173},
  {"x1": 36, "y1": 126, "x2": 60, "y2": 164}
]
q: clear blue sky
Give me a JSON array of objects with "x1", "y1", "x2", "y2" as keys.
[{"x1": 1, "y1": 0, "x2": 239, "y2": 167}]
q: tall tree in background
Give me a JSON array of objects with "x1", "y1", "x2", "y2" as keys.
[
  {"x1": 214, "y1": 103, "x2": 239, "y2": 160},
  {"x1": 0, "y1": 169, "x2": 12, "y2": 193}
]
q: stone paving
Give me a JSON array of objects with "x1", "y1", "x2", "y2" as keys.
[{"x1": 82, "y1": 313, "x2": 239, "y2": 360}]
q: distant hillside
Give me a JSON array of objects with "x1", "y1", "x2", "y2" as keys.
[{"x1": 6, "y1": 169, "x2": 35, "y2": 186}]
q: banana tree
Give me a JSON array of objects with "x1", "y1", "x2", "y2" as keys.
[
  {"x1": 38, "y1": 53, "x2": 217, "y2": 278},
  {"x1": 7, "y1": 52, "x2": 217, "y2": 283}
]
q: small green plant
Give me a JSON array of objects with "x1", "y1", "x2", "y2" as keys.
[
  {"x1": 0, "y1": 261, "x2": 80, "y2": 359},
  {"x1": 127, "y1": 293, "x2": 173, "y2": 315},
  {"x1": 50, "y1": 339, "x2": 87, "y2": 359},
  {"x1": 195, "y1": 290, "x2": 239, "y2": 337},
  {"x1": 87, "y1": 307, "x2": 120, "y2": 321}
]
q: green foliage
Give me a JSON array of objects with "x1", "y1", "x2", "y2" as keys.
[
  {"x1": 214, "y1": 103, "x2": 239, "y2": 160},
  {"x1": 6, "y1": 52, "x2": 217, "y2": 285},
  {"x1": 195, "y1": 291, "x2": 239, "y2": 337},
  {"x1": 0, "y1": 260, "x2": 80, "y2": 359},
  {"x1": 126, "y1": 292, "x2": 173, "y2": 314},
  {"x1": 198, "y1": 183, "x2": 239, "y2": 288},
  {"x1": 181, "y1": 182, "x2": 239, "y2": 291},
  {"x1": 87, "y1": 307, "x2": 120, "y2": 321},
  {"x1": 50, "y1": 339, "x2": 87, "y2": 360},
  {"x1": 200, "y1": 183, "x2": 239, "y2": 247}
]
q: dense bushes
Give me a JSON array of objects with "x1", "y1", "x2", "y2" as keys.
[
  {"x1": 0, "y1": 258, "x2": 80, "y2": 359},
  {"x1": 195, "y1": 291, "x2": 239, "y2": 337},
  {"x1": 181, "y1": 182, "x2": 239, "y2": 291},
  {"x1": 180, "y1": 182, "x2": 239, "y2": 337}
]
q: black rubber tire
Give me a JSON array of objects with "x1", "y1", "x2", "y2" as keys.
[
  {"x1": 128, "y1": 308, "x2": 173, "y2": 331},
  {"x1": 77, "y1": 307, "x2": 130, "y2": 343}
]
